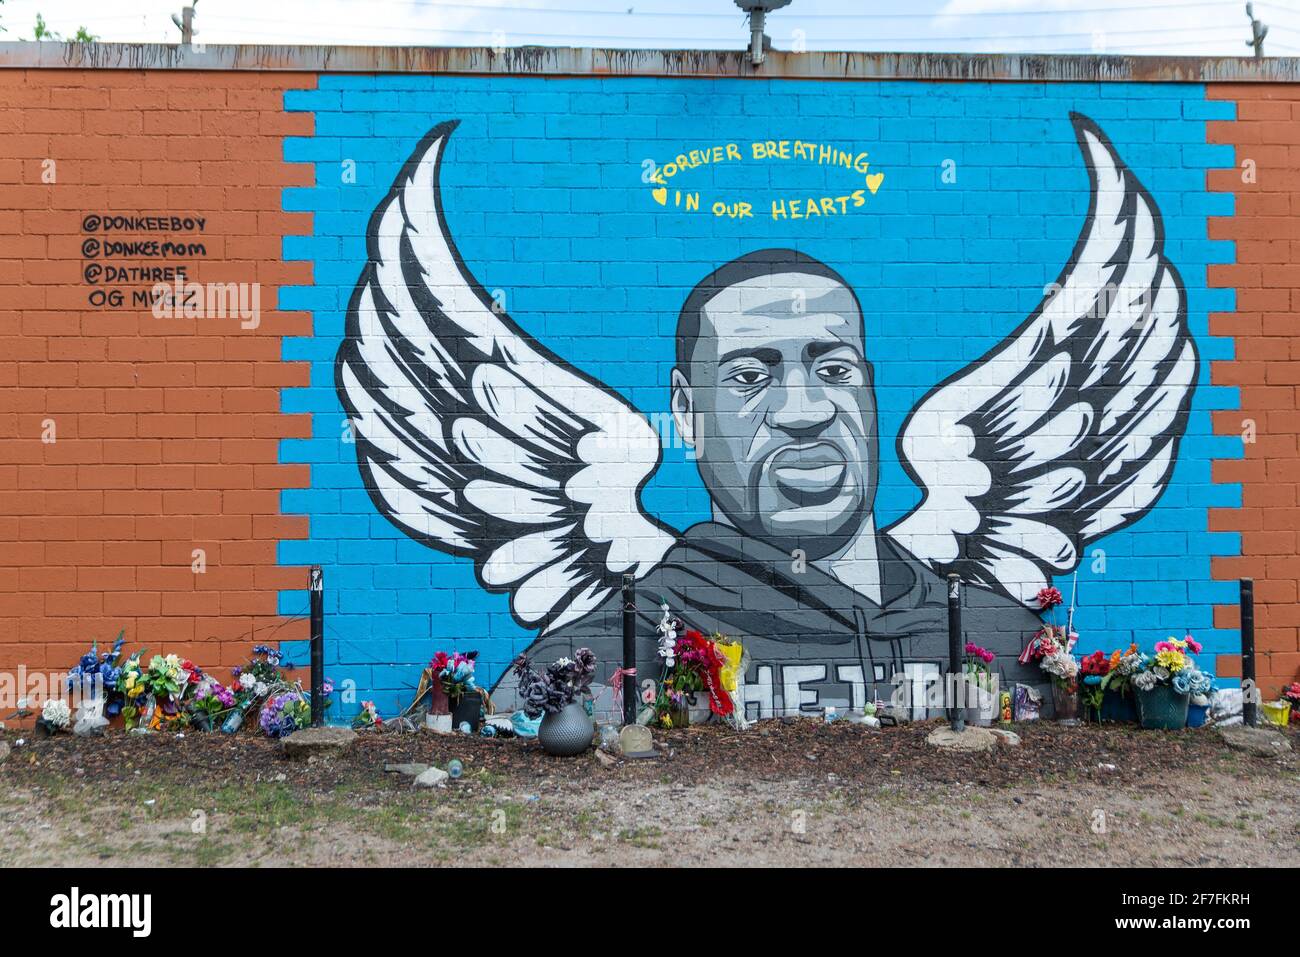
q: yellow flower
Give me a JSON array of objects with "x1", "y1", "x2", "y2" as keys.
[{"x1": 1155, "y1": 649, "x2": 1186, "y2": 673}]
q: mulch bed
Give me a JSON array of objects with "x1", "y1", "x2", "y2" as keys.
[{"x1": 3, "y1": 718, "x2": 1294, "y2": 796}]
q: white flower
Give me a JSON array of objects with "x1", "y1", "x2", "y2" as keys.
[
  {"x1": 554, "y1": 657, "x2": 573, "y2": 668},
  {"x1": 42, "y1": 698, "x2": 71, "y2": 728},
  {"x1": 254, "y1": 681, "x2": 268, "y2": 697},
  {"x1": 239, "y1": 672, "x2": 257, "y2": 690}
]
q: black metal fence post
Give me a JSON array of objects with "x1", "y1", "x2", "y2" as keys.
[
  {"x1": 947, "y1": 573, "x2": 964, "y2": 733},
  {"x1": 309, "y1": 565, "x2": 324, "y2": 728},
  {"x1": 1240, "y1": 577, "x2": 1257, "y2": 728},
  {"x1": 621, "y1": 574, "x2": 636, "y2": 726}
]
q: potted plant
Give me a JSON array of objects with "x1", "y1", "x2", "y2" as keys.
[
  {"x1": 653, "y1": 606, "x2": 734, "y2": 726},
  {"x1": 962, "y1": 642, "x2": 997, "y2": 726},
  {"x1": 511, "y1": 648, "x2": 597, "y2": 756},
  {"x1": 432, "y1": 651, "x2": 481, "y2": 732},
  {"x1": 1023, "y1": 625, "x2": 1079, "y2": 721},
  {"x1": 1131, "y1": 636, "x2": 1204, "y2": 730}
]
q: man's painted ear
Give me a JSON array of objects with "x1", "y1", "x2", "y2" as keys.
[{"x1": 670, "y1": 367, "x2": 695, "y2": 448}]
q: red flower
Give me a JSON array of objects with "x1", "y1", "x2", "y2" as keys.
[
  {"x1": 430, "y1": 651, "x2": 450, "y2": 672},
  {"x1": 1080, "y1": 650, "x2": 1111, "y2": 676},
  {"x1": 1037, "y1": 587, "x2": 1064, "y2": 611},
  {"x1": 182, "y1": 660, "x2": 202, "y2": 684}
]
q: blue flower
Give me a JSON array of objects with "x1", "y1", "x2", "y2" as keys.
[{"x1": 1172, "y1": 672, "x2": 1191, "y2": 695}]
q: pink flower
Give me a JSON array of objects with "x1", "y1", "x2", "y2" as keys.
[
  {"x1": 1185, "y1": 634, "x2": 1202, "y2": 654},
  {"x1": 1155, "y1": 641, "x2": 1175, "y2": 653}
]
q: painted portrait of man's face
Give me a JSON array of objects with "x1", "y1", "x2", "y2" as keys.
[{"x1": 672, "y1": 263, "x2": 880, "y2": 560}]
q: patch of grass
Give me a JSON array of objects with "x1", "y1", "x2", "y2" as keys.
[{"x1": 616, "y1": 825, "x2": 663, "y2": 849}]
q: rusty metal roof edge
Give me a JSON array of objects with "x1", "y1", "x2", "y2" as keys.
[{"x1": 0, "y1": 42, "x2": 1298, "y2": 81}]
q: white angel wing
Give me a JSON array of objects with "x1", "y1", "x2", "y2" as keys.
[
  {"x1": 336, "y1": 121, "x2": 677, "y2": 634},
  {"x1": 885, "y1": 113, "x2": 1198, "y2": 603}
]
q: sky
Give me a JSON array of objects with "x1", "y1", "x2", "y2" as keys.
[{"x1": 2, "y1": 0, "x2": 1300, "y2": 56}]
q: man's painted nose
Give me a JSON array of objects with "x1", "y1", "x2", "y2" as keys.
[{"x1": 766, "y1": 377, "x2": 837, "y2": 436}]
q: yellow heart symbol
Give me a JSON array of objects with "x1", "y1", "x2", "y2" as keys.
[
  {"x1": 866, "y1": 172, "x2": 885, "y2": 195},
  {"x1": 651, "y1": 187, "x2": 668, "y2": 206}
]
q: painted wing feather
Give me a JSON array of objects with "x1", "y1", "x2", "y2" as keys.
[
  {"x1": 336, "y1": 121, "x2": 676, "y2": 634},
  {"x1": 885, "y1": 113, "x2": 1198, "y2": 603}
]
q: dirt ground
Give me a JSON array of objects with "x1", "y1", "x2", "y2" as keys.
[{"x1": 0, "y1": 718, "x2": 1295, "y2": 867}]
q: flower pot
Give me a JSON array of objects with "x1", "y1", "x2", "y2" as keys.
[
  {"x1": 963, "y1": 681, "x2": 997, "y2": 726},
  {"x1": 450, "y1": 691, "x2": 482, "y2": 733},
  {"x1": 1261, "y1": 700, "x2": 1291, "y2": 728},
  {"x1": 1051, "y1": 680, "x2": 1079, "y2": 722},
  {"x1": 1135, "y1": 684, "x2": 1189, "y2": 730},
  {"x1": 429, "y1": 683, "x2": 450, "y2": 716},
  {"x1": 1186, "y1": 702, "x2": 1210, "y2": 728},
  {"x1": 1100, "y1": 688, "x2": 1137, "y2": 723},
  {"x1": 191, "y1": 711, "x2": 213, "y2": 732},
  {"x1": 425, "y1": 712, "x2": 453, "y2": 734},
  {"x1": 537, "y1": 701, "x2": 594, "y2": 757}
]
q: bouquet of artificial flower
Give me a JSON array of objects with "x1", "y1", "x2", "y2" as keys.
[
  {"x1": 352, "y1": 700, "x2": 383, "y2": 730},
  {"x1": 1099, "y1": 644, "x2": 1143, "y2": 697},
  {"x1": 139, "y1": 654, "x2": 191, "y2": 720},
  {"x1": 39, "y1": 697, "x2": 71, "y2": 734},
  {"x1": 511, "y1": 647, "x2": 597, "y2": 719},
  {"x1": 65, "y1": 631, "x2": 127, "y2": 716},
  {"x1": 259, "y1": 691, "x2": 310, "y2": 738},
  {"x1": 188, "y1": 675, "x2": 237, "y2": 730},
  {"x1": 1131, "y1": 636, "x2": 1213, "y2": 704},
  {"x1": 1023, "y1": 626, "x2": 1078, "y2": 689},
  {"x1": 118, "y1": 651, "x2": 151, "y2": 729},
  {"x1": 431, "y1": 650, "x2": 477, "y2": 699},
  {"x1": 1282, "y1": 682, "x2": 1300, "y2": 717},
  {"x1": 964, "y1": 642, "x2": 996, "y2": 688},
  {"x1": 1079, "y1": 650, "x2": 1111, "y2": 713}
]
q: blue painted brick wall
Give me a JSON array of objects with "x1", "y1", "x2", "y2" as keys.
[{"x1": 280, "y1": 76, "x2": 1238, "y2": 719}]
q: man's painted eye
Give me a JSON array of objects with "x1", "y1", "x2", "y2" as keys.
[
  {"x1": 727, "y1": 369, "x2": 770, "y2": 388},
  {"x1": 817, "y1": 363, "x2": 854, "y2": 383}
]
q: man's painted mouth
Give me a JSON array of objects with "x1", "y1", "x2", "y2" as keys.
[{"x1": 766, "y1": 442, "x2": 851, "y2": 506}]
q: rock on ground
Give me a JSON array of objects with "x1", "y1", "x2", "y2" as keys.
[
  {"x1": 1217, "y1": 725, "x2": 1291, "y2": 757},
  {"x1": 413, "y1": 766, "x2": 449, "y2": 788},
  {"x1": 926, "y1": 725, "x2": 997, "y2": 752},
  {"x1": 384, "y1": 762, "x2": 430, "y2": 777},
  {"x1": 281, "y1": 727, "x2": 358, "y2": 759}
]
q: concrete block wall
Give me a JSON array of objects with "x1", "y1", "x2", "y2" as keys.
[{"x1": 0, "y1": 54, "x2": 1295, "y2": 719}]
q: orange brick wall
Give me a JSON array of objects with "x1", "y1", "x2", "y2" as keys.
[
  {"x1": 0, "y1": 69, "x2": 314, "y2": 686},
  {"x1": 1208, "y1": 84, "x2": 1300, "y2": 697}
]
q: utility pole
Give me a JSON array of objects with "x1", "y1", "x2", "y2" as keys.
[
  {"x1": 1246, "y1": 2, "x2": 1268, "y2": 59},
  {"x1": 171, "y1": 1, "x2": 198, "y2": 47},
  {"x1": 734, "y1": 0, "x2": 792, "y2": 67}
]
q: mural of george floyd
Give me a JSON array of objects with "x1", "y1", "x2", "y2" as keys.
[{"x1": 0, "y1": 47, "x2": 1296, "y2": 721}]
